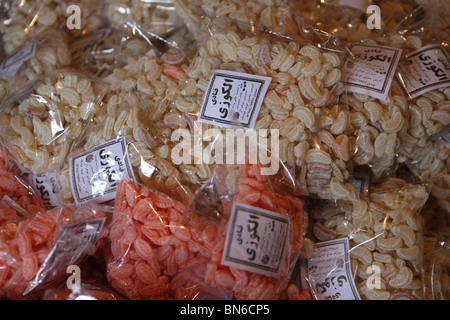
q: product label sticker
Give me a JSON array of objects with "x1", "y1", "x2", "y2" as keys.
[
  {"x1": 0, "y1": 42, "x2": 36, "y2": 77},
  {"x1": 221, "y1": 202, "x2": 290, "y2": 278},
  {"x1": 24, "y1": 170, "x2": 60, "y2": 209},
  {"x1": 303, "y1": 238, "x2": 361, "y2": 300},
  {"x1": 198, "y1": 70, "x2": 272, "y2": 130},
  {"x1": 396, "y1": 44, "x2": 450, "y2": 99},
  {"x1": 69, "y1": 137, "x2": 135, "y2": 204},
  {"x1": 0, "y1": 195, "x2": 31, "y2": 218},
  {"x1": 342, "y1": 44, "x2": 402, "y2": 100},
  {"x1": 338, "y1": 0, "x2": 369, "y2": 12}
]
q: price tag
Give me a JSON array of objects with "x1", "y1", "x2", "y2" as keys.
[
  {"x1": 342, "y1": 44, "x2": 402, "y2": 100},
  {"x1": 24, "y1": 170, "x2": 60, "y2": 209},
  {"x1": 69, "y1": 137, "x2": 135, "y2": 204},
  {"x1": 396, "y1": 44, "x2": 450, "y2": 99},
  {"x1": 221, "y1": 202, "x2": 290, "y2": 278},
  {"x1": 0, "y1": 42, "x2": 36, "y2": 77},
  {"x1": 198, "y1": 70, "x2": 272, "y2": 130},
  {"x1": 304, "y1": 238, "x2": 361, "y2": 300}
]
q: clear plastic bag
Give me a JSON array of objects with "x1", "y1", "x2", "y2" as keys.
[
  {"x1": 106, "y1": 156, "x2": 307, "y2": 300},
  {"x1": 423, "y1": 235, "x2": 450, "y2": 300},
  {"x1": 304, "y1": 178, "x2": 430, "y2": 300},
  {"x1": 292, "y1": 0, "x2": 420, "y2": 45},
  {"x1": 153, "y1": 12, "x2": 354, "y2": 201},
  {"x1": 0, "y1": 30, "x2": 71, "y2": 104},
  {"x1": 105, "y1": 179, "x2": 233, "y2": 300},
  {"x1": 174, "y1": 0, "x2": 304, "y2": 44},
  {"x1": 0, "y1": 71, "x2": 107, "y2": 176},
  {"x1": 69, "y1": 28, "x2": 155, "y2": 80},
  {"x1": 106, "y1": 0, "x2": 181, "y2": 37},
  {"x1": 0, "y1": 147, "x2": 47, "y2": 223},
  {"x1": 0, "y1": 0, "x2": 107, "y2": 57},
  {"x1": 331, "y1": 2, "x2": 450, "y2": 184},
  {"x1": 0, "y1": 205, "x2": 108, "y2": 299},
  {"x1": 55, "y1": 37, "x2": 198, "y2": 206},
  {"x1": 41, "y1": 260, "x2": 125, "y2": 300}
]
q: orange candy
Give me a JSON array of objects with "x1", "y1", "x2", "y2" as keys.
[{"x1": 0, "y1": 207, "x2": 106, "y2": 299}]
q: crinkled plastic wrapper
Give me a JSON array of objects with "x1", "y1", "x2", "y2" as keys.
[
  {"x1": 0, "y1": 0, "x2": 448, "y2": 303},
  {"x1": 105, "y1": 157, "x2": 307, "y2": 299},
  {"x1": 0, "y1": 0, "x2": 108, "y2": 57},
  {"x1": 325, "y1": 1, "x2": 450, "y2": 189},
  {"x1": 0, "y1": 148, "x2": 46, "y2": 224},
  {"x1": 304, "y1": 177, "x2": 430, "y2": 300},
  {"x1": 106, "y1": 0, "x2": 181, "y2": 37},
  {"x1": 0, "y1": 205, "x2": 109, "y2": 299},
  {"x1": 56, "y1": 37, "x2": 198, "y2": 207},
  {"x1": 0, "y1": 71, "x2": 107, "y2": 176},
  {"x1": 41, "y1": 261, "x2": 125, "y2": 300},
  {"x1": 292, "y1": 0, "x2": 420, "y2": 45},
  {"x1": 174, "y1": 0, "x2": 305, "y2": 45},
  {"x1": 0, "y1": 30, "x2": 71, "y2": 104},
  {"x1": 156, "y1": 13, "x2": 353, "y2": 201},
  {"x1": 423, "y1": 235, "x2": 450, "y2": 300}
]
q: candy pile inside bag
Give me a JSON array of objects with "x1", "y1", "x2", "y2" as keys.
[{"x1": 0, "y1": 0, "x2": 449, "y2": 300}]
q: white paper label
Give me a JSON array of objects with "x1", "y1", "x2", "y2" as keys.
[
  {"x1": 338, "y1": 0, "x2": 369, "y2": 12},
  {"x1": 396, "y1": 44, "x2": 450, "y2": 99},
  {"x1": 304, "y1": 238, "x2": 361, "y2": 300},
  {"x1": 24, "y1": 171, "x2": 60, "y2": 209},
  {"x1": 0, "y1": 42, "x2": 36, "y2": 77},
  {"x1": 69, "y1": 137, "x2": 135, "y2": 204},
  {"x1": 198, "y1": 70, "x2": 272, "y2": 130},
  {"x1": 342, "y1": 44, "x2": 402, "y2": 100},
  {"x1": 221, "y1": 202, "x2": 290, "y2": 278}
]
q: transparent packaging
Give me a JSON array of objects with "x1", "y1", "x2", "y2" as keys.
[{"x1": 304, "y1": 178, "x2": 430, "y2": 300}]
